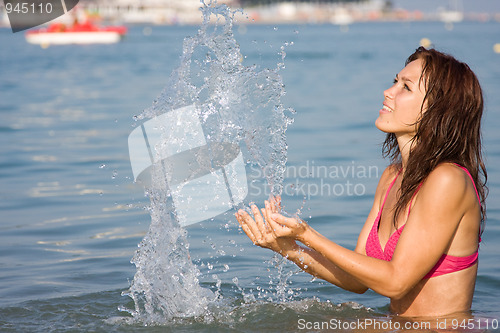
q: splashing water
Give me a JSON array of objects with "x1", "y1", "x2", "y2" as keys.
[{"x1": 121, "y1": 1, "x2": 294, "y2": 324}]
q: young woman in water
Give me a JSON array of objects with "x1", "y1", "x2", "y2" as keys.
[{"x1": 235, "y1": 47, "x2": 487, "y2": 317}]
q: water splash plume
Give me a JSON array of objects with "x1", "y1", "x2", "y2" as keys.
[{"x1": 122, "y1": 1, "x2": 294, "y2": 324}]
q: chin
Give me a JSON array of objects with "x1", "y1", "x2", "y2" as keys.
[{"x1": 375, "y1": 118, "x2": 393, "y2": 133}]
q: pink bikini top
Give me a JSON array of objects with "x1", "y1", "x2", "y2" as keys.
[{"x1": 365, "y1": 164, "x2": 480, "y2": 279}]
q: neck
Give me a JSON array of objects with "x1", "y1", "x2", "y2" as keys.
[{"x1": 396, "y1": 133, "x2": 414, "y2": 173}]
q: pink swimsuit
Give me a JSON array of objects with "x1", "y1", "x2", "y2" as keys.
[{"x1": 365, "y1": 165, "x2": 480, "y2": 279}]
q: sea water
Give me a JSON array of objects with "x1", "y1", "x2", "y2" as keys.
[{"x1": 1, "y1": 5, "x2": 499, "y2": 333}]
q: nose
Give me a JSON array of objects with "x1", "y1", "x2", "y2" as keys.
[{"x1": 384, "y1": 86, "x2": 394, "y2": 101}]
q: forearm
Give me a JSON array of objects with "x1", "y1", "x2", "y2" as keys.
[
  {"x1": 283, "y1": 244, "x2": 368, "y2": 294},
  {"x1": 298, "y1": 227, "x2": 405, "y2": 298}
]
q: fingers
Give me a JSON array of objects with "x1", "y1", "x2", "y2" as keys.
[
  {"x1": 264, "y1": 201, "x2": 278, "y2": 234},
  {"x1": 235, "y1": 210, "x2": 259, "y2": 244},
  {"x1": 270, "y1": 213, "x2": 300, "y2": 228},
  {"x1": 275, "y1": 195, "x2": 281, "y2": 208},
  {"x1": 235, "y1": 204, "x2": 270, "y2": 246},
  {"x1": 264, "y1": 200, "x2": 273, "y2": 224},
  {"x1": 235, "y1": 199, "x2": 303, "y2": 247},
  {"x1": 269, "y1": 195, "x2": 281, "y2": 213},
  {"x1": 252, "y1": 204, "x2": 268, "y2": 234}
]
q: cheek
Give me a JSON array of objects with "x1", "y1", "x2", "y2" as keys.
[{"x1": 397, "y1": 98, "x2": 424, "y2": 123}]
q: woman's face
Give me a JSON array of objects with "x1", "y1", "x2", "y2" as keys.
[{"x1": 375, "y1": 58, "x2": 427, "y2": 139}]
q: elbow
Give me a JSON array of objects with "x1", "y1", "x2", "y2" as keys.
[
  {"x1": 383, "y1": 282, "x2": 412, "y2": 300},
  {"x1": 375, "y1": 266, "x2": 415, "y2": 299},
  {"x1": 351, "y1": 286, "x2": 368, "y2": 294},
  {"x1": 342, "y1": 279, "x2": 368, "y2": 294},
  {"x1": 387, "y1": 290, "x2": 407, "y2": 300}
]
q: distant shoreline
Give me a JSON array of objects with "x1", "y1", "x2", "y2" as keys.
[{"x1": 2, "y1": 1, "x2": 500, "y2": 29}]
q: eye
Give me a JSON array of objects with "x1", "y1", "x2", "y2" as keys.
[{"x1": 394, "y1": 78, "x2": 411, "y2": 91}]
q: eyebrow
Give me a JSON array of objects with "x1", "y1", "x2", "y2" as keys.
[{"x1": 396, "y1": 74, "x2": 415, "y2": 84}]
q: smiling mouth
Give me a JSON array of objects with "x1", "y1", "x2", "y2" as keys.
[{"x1": 382, "y1": 105, "x2": 393, "y2": 112}]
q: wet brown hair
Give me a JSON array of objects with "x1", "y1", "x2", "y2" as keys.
[{"x1": 383, "y1": 47, "x2": 487, "y2": 232}]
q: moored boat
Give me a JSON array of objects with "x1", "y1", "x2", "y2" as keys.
[{"x1": 25, "y1": 20, "x2": 127, "y2": 46}]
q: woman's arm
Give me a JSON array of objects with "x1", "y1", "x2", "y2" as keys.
[
  {"x1": 236, "y1": 166, "x2": 398, "y2": 293},
  {"x1": 236, "y1": 201, "x2": 368, "y2": 293},
  {"x1": 270, "y1": 164, "x2": 471, "y2": 299}
]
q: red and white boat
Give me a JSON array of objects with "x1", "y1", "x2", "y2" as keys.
[{"x1": 25, "y1": 21, "x2": 127, "y2": 46}]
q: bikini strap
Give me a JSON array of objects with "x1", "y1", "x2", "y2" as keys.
[
  {"x1": 408, "y1": 164, "x2": 481, "y2": 216},
  {"x1": 453, "y1": 163, "x2": 481, "y2": 204},
  {"x1": 407, "y1": 183, "x2": 423, "y2": 217},
  {"x1": 453, "y1": 163, "x2": 483, "y2": 243},
  {"x1": 380, "y1": 168, "x2": 402, "y2": 211},
  {"x1": 407, "y1": 163, "x2": 482, "y2": 242}
]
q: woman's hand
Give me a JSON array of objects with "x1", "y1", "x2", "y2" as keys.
[
  {"x1": 267, "y1": 211, "x2": 310, "y2": 243},
  {"x1": 236, "y1": 196, "x2": 369, "y2": 294},
  {"x1": 235, "y1": 195, "x2": 298, "y2": 255},
  {"x1": 262, "y1": 195, "x2": 311, "y2": 242}
]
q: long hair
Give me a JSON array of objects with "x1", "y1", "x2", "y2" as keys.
[{"x1": 383, "y1": 47, "x2": 487, "y2": 233}]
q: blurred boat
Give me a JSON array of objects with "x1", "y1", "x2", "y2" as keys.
[
  {"x1": 440, "y1": 10, "x2": 463, "y2": 23},
  {"x1": 330, "y1": 7, "x2": 354, "y2": 26},
  {"x1": 439, "y1": 0, "x2": 464, "y2": 23},
  {"x1": 25, "y1": 20, "x2": 127, "y2": 46}
]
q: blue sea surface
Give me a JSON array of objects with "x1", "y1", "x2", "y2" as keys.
[{"x1": 0, "y1": 19, "x2": 499, "y2": 332}]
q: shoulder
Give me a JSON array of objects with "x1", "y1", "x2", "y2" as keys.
[
  {"x1": 373, "y1": 164, "x2": 400, "y2": 201},
  {"x1": 419, "y1": 163, "x2": 471, "y2": 209},
  {"x1": 380, "y1": 164, "x2": 400, "y2": 183},
  {"x1": 377, "y1": 164, "x2": 400, "y2": 189},
  {"x1": 424, "y1": 163, "x2": 469, "y2": 193}
]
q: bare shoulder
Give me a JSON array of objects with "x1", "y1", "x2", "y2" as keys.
[
  {"x1": 410, "y1": 164, "x2": 480, "y2": 256},
  {"x1": 376, "y1": 164, "x2": 399, "y2": 190},
  {"x1": 379, "y1": 164, "x2": 400, "y2": 185},
  {"x1": 419, "y1": 163, "x2": 472, "y2": 208},
  {"x1": 373, "y1": 164, "x2": 400, "y2": 203},
  {"x1": 425, "y1": 163, "x2": 469, "y2": 192}
]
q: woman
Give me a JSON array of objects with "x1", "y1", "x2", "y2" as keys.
[{"x1": 235, "y1": 47, "x2": 487, "y2": 317}]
